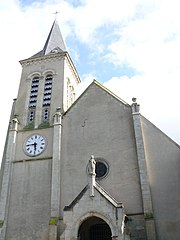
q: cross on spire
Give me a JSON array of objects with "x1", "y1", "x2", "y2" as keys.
[{"x1": 53, "y1": 11, "x2": 60, "y2": 20}]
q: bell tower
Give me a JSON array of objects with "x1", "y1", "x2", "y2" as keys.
[
  {"x1": 0, "y1": 20, "x2": 80, "y2": 240},
  {"x1": 15, "y1": 20, "x2": 80, "y2": 129}
]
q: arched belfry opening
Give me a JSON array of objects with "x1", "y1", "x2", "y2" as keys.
[{"x1": 78, "y1": 216, "x2": 112, "y2": 240}]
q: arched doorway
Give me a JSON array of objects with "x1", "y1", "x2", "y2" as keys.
[{"x1": 78, "y1": 216, "x2": 112, "y2": 240}]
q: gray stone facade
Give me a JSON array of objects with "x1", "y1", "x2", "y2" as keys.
[{"x1": 0, "y1": 20, "x2": 180, "y2": 240}]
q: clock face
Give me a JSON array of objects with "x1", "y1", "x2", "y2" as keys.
[{"x1": 24, "y1": 134, "x2": 46, "y2": 156}]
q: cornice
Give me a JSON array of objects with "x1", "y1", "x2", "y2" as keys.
[
  {"x1": 19, "y1": 52, "x2": 66, "y2": 66},
  {"x1": 19, "y1": 52, "x2": 81, "y2": 84},
  {"x1": 65, "y1": 52, "x2": 81, "y2": 84}
]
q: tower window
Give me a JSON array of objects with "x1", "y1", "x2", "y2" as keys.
[
  {"x1": 67, "y1": 79, "x2": 75, "y2": 108},
  {"x1": 28, "y1": 76, "x2": 39, "y2": 123},
  {"x1": 43, "y1": 74, "x2": 53, "y2": 107},
  {"x1": 29, "y1": 76, "x2": 39, "y2": 109},
  {"x1": 67, "y1": 79, "x2": 70, "y2": 108},
  {"x1": 42, "y1": 108, "x2": 49, "y2": 122},
  {"x1": 28, "y1": 110, "x2": 35, "y2": 122}
]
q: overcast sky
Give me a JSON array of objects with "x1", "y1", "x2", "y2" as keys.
[{"x1": 0, "y1": 0, "x2": 180, "y2": 161}]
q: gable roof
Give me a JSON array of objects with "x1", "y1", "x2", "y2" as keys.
[
  {"x1": 64, "y1": 185, "x2": 88, "y2": 211},
  {"x1": 30, "y1": 20, "x2": 66, "y2": 59},
  {"x1": 64, "y1": 80, "x2": 130, "y2": 115},
  {"x1": 93, "y1": 80, "x2": 129, "y2": 105},
  {"x1": 64, "y1": 183, "x2": 123, "y2": 211},
  {"x1": 141, "y1": 115, "x2": 180, "y2": 149}
]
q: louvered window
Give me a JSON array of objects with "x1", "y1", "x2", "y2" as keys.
[
  {"x1": 42, "y1": 74, "x2": 53, "y2": 122},
  {"x1": 43, "y1": 75, "x2": 52, "y2": 107},
  {"x1": 28, "y1": 76, "x2": 39, "y2": 122},
  {"x1": 67, "y1": 79, "x2": 75, "y2": 108},
  {"x1": 29, "y1": 77, "x2": 39, "y2": 108}
]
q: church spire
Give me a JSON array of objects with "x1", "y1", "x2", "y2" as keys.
[{"x1": 31, "y1": 20, "x2": 66, "y2": 58}]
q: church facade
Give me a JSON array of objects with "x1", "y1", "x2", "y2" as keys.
[{"x1": 0, "y1": 20, "x2": 179, "y2": 240}]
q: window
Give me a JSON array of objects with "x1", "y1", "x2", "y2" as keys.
[
  {"x1": 70, "y1": 86, "x2": 75, "y2": 103},
  {"x1": 28, "y1": 109, "x2": 35, "y2": 122},
  {"x1": 87, "y1": 158, "x2": 109, "y2": 179},
  {"x1": 43, "y1": 74, "x2": 52, "y2": 107},
  {"x1": 67, "y1": 79, "x2": 75, "y2": 108},
  {"x1": 42, "y1": 108, "x2": 49, "y2": 122},
  {"x1": 67, "y1": 79, "x2": 70, "y2": 108},
  {"x1": 28, "y1": 76, "x2": 39, "y2": 122},
  {"x1": 29, "y1": 76, "x2": 39, "y2": 108},
  {"x1": 95, "y1": 161, "x2": 109, "y2": 179},
  {"x1": 42, "y1": 74, "x2": 53, "y2": 121}
]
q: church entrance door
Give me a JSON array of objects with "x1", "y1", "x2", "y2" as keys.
[{"x1": 78, "y1": 216, "x2": 111, "y2": 240}]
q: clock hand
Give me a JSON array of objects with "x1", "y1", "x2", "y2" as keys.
[
  {"x1": 26, "y1": 143, "x2": 35, "y2": 147},
  {"x1": 33, "y1": 142, "x2": 37, "y2": 154}
]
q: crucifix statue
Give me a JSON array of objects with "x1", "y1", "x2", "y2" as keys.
[
  {"x1": 88, "y1": 155, "x2": 96, "y2": 176},
  {"x1": 88, "y1": 155, "x2": 96, "y2": 197}
]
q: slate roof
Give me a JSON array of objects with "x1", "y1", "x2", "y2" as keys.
[{"x1": 30, "y1": 20, "x2": 66, "y2": 58}]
